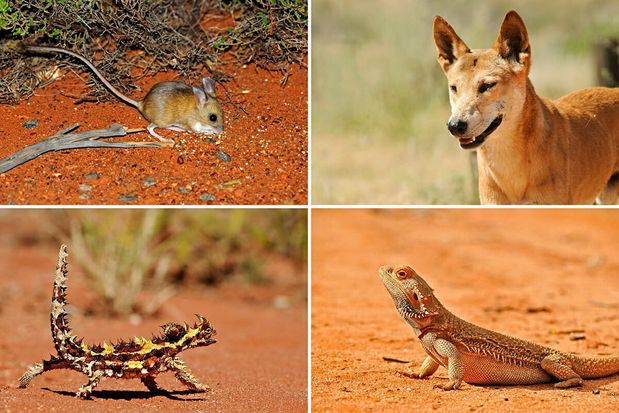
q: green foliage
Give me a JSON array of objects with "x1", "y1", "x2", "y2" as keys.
[
  {"x1": 46, "y1": 209, "x2": 307, "y2": 316},
  {"x1": 0, "y1": 0, "x2": 308, "y2": 104},
  {"x1": 211, "y1": 0, "x2": 308, "y2": 69}
]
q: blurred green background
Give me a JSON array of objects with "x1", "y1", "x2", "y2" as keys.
[
  {"x1": 0, "y1": 209, "x2": 307, "y2": 316},
  {"x1": 312, "y1": 0, "x2": 619, "y2": 204}
]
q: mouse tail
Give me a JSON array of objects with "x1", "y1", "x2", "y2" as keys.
[{"x1": 25, "y1": 45, "x2": 140, "y2": 108}]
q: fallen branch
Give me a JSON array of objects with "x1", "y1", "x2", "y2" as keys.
[{"x1": 0, "y1": 123, "x2": 165, "y2": 174}]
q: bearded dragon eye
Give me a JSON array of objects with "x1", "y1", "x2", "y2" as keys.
[{"x1": 396, "y1": 268, "x2": 408, "y2": 279}]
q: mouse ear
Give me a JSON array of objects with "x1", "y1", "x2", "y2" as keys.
[
  {"x1": 202, "y1": 77, "x2": 217, "y2": 97},
  {"x1": 193, "y1": 86, "x2": 208, "y2": 107}
]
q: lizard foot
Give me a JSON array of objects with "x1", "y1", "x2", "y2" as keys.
[
  {"x1": 74, "y1": 390, "x2": 93, "y2": 399},
  {"x1": 397, "y1": 371, "x2": 422, "y2": 379},
  {"x1": 433, "y1": 380, "x2": 460, "y2": 391},
  {"x1": 554, "y1": 377, "x2": 583, "y2": 389}
]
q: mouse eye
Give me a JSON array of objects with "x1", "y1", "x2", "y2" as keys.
[
  {"x1": 209, "y1": 114, "x2": 218, "y2": 122},
  {"x1": 449, "y1": 85, "x2": 457, "y2": 93}
]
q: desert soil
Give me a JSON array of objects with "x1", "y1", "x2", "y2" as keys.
[
  {"x1": 0, "y1": 243, "x2": 307, "y2": 412},
  {"x1": 312, "y1": 209, "x2": 619, "y2": 412},
  {"x1": 0, "y1": 62, "x2": 307, "y2": 205}
]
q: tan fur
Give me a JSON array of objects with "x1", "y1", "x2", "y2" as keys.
[{"x1": 433, "y1": 10, "x2": 619, "y2": 204}]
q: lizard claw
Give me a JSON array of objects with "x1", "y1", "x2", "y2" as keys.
[
  {"x1": 397, "y1": 370, "x2": 421, "y2": 379},
  {"x1": 433, "y1": 381, "x2": 459, "y2": 391}
]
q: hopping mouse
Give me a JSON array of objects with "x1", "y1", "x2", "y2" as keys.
[{"x1": 25, "y1": 46, "x2": 224, "y2": 144}]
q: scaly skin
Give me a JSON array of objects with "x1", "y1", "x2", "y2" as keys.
[
  {"x1": 19, "y1": 244, "x2": 217, "y2": 399},
  {"x1": 379, "y1": 265, "x2": 619, "y2": 390}
]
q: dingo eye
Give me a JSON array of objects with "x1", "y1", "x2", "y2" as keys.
[
  {"x1": 478, "y1": 82, "x2": 497, "y2": 93},
  {"x1": 449, "y1": 85, "x2": 457, "y2": 93}
]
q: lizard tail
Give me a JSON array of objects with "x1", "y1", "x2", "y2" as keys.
[
  {"x1": 50, "y1": 245, "x2": 83, "y2": 360},
  {"x1": 570, "y1": 353, "x2": 619, "y2": 379}
]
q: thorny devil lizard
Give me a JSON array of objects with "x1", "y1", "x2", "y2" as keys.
[
  {"x1": 19, "y1": 244, "x2": 217, "y2": 399},
  {"x1": 379, "y1": 265, "x2": 619, "y2": 390}
]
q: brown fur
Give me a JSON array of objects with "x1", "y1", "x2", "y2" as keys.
[{"x1": 433, "y1": 10, "x2": 619, "y2": 204}]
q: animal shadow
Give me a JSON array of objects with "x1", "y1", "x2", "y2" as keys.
[{"x1": 43, "y1": 387, "x2": 207, "y2": 401}]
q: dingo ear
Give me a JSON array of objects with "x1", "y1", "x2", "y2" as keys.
[
  {"x1": 433, "y1": 16, "x2": 471, "y2": 72},
  {"x1": 493, "y1": 10, "x2": 531, "y2": 72}
]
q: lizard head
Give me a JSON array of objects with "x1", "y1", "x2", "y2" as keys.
[
  {"x1": 379, "y1": 265, "x2": 441, "y2": 330},
  {"x1": 160, "y1": 315, "x2": 217, "y2": 350}
]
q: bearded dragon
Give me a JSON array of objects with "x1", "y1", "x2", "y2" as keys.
[
  {"x1": 379, "y1": 264, "x2": 619, "y2": 390},
  {"x1": 19, "y1": 244, "x2": 217, "y2": 399}
]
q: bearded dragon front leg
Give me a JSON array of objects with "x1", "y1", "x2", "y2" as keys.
[
  {"x1": 398, "y1": 356, "x2": 440, "y2": 380},
  {"x1": 430, "y1": 338, "x2": 464, "y2": 390}
]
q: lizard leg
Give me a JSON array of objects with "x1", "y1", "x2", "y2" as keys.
[
  {"x1": 141, "y1": 376, "x2": 162, "y2": 393},
  {"x1": 19, "y1": 356, "x2": 70, "y2": 388},
  {"x1": 168, "y1": 358, "x2": 208, "y2": 392},
  {"x1": 540, "y1": 354, "x2": 583, "y2": 388},
  {"x1": 431, "y1": 339, "x2": 464, "y2": 391},
  {"x1": 75, "y1": 370, "x2": 104, "y2": 399},
  {"x1": 398, "y1": 356, "x2": 440, "y2": 379}
]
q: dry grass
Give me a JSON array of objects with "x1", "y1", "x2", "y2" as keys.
[{"x1": 312, "y1": 0, "x2": 619, "y2": 204}]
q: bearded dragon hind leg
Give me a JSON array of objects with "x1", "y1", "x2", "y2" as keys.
[{"x1": 540, "y1": 354, "x2": 583, "y2": 388}]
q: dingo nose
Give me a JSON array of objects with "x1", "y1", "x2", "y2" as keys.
[{"x1": 447, "y1": 119, "x2": 468, "y2": 136}]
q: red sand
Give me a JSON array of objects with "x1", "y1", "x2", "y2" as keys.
[
  {"x1": 0, "y1": 243, "x2": 307, "y2": 412},
  {"x1": 312, "y1": 209, "x2": 619, "y2": 412},
  {"x1": 0, "y1": 62, "x2": 307, "y2": 205}
]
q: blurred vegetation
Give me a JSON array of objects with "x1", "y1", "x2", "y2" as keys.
[
  {"x1": 0, "y1": 0, "x2": 307, "y2": 103},
  {"x1": 0, "y1": 209, "x2": 307, "y2": 316},
  {"x1": 312, "y1": 0, "x2": 619, "y2": 204}
]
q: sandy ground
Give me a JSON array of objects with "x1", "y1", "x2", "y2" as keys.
[
  {"x1": 0, "y1": 243, "x2": 307, "y2": 412},
  {"x1": 0, "y1": 61, "x2": 307, "y2": 205},
  {"x1": 312, "y1": 209, "x2": 619, "y2": 412}
]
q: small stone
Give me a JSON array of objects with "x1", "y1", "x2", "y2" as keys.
[
  {"x1": 592, "y1": 389, "x2": 601, "y2": 395},
  {"x1": 177, "y1": 155, "x2": 185, "y2": 164},
  {"x1": 202, "y1": 137, "x2": 216, "y2": 143},
  {"x1": 217, "y1": 150, "x2": 232, "y2": 162},
  {"x1": 569, "y1": 333, "x2": 586, "y2": 341},
  {"x1": 273, "y1": 295, "x2": 290, "y2": 309},
  {"x1": 119, "y1": 194, "x2": 138, "y2": 203},
  {"x1": 79, "y1": 193, "x2": 90, "y2": 200},
  {"x1": 143, "y1": 177, "x2": 156, "y2": 187},
  {"x1": 84, "y1": 172, "x2": 100, "y2": 180},
  {"x1": 22, "y1": 119, "x2": 39, "y2": 129},
  {"x1": 78, "y1": 184, "x2": 92, "y2": 192},
  {"x1": 199, "y1": 193, "x2": 216, "y2": 202},
  {"x1": 178, "y1": 187, "x2": 189, "y2": 194}
]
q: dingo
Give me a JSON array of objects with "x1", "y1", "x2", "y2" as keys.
[{"x1": 433, "y1": 10, "x2": 619, "y2": 204}]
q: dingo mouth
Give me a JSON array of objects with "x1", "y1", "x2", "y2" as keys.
[{"x1": 459, "y1": 115, "x2": 503, "y2": 150}]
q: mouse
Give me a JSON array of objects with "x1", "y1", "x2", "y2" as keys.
[{"x1": 24, "y1": 45, "x2": 224, "y2": 144}]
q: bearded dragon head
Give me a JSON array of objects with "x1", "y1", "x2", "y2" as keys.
[
  {"x1": 379, "y1": 265, "x2": 441, "y2": 331},
  {"x1": 159, "y1": 315, "x2": 217, "y2": 351}
]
